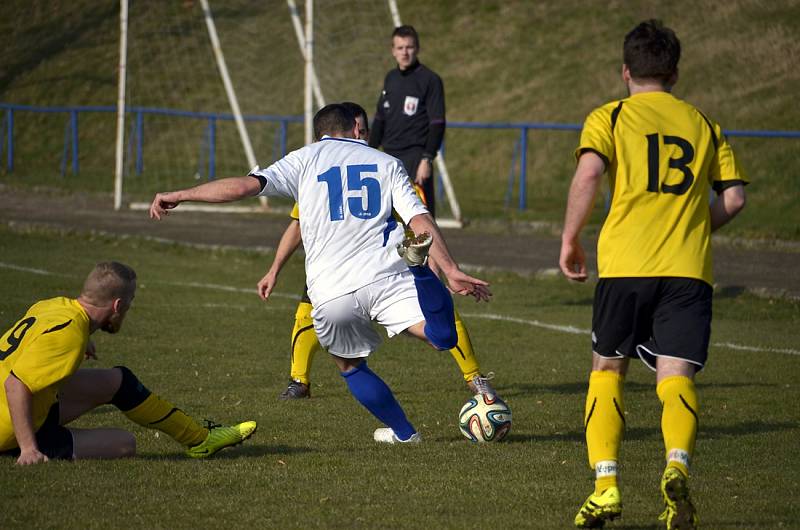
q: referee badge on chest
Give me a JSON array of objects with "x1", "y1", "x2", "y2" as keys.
[{"x1": 403, "y1": 96, "x2": 419, "y2": 116}]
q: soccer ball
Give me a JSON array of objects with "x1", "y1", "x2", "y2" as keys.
[{"x1": 458, "y1": 394, "x2": 512, "y2": 442}]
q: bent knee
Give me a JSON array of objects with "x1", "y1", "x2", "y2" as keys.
[{"x1": 426, "y1": 328, "x2": 458, "y2": 351}]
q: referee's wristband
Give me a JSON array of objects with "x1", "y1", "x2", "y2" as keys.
[{"x1": 421, "y1": 154, "x2": 434, "y2": 163}]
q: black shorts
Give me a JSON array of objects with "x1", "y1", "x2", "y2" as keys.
[
  {"x1": 592, "y1": 277, "x2": 712, "y2": 371},
  {"x1": 0, "y1": 402, "x2": 73, "y2": 461}
]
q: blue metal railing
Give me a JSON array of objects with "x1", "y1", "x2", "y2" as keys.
[{"x1": 2, "y1": 102, "x2": 799, "y2": 210}]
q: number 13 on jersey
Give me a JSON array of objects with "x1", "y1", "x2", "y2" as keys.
[{"x1": 317, "y1": 164, "x2": 381, "y2": 221}]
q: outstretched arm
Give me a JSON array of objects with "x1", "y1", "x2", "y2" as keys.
[
  {"x1": 257, "y1": 219, "x2": 303, "y2": 300},
  {"x1": 4, "y1": 374, "x2": 48, "y2": 465},
  {"x1": 559, "y1": 151, "x2": 605, "y2": 282},
  {"x1": 407, "y1": 213, "x2": 491, "y2": 302},
  {"x1": 149, "y1": 176, "x2": 263, "y2": 220}
]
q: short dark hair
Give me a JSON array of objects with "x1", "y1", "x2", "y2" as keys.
[
  {"x1": 341, "y1": 101, "x2": 368, "y2": 132},
  {"x1": 392, "y1": 25, "x2": 419, "y2": 48},
  {"x1": 81, "y1": 261, "x2": 137, "y2": 304},
  {"x1": 313, "y1": 103, "x2": 356, "y2": 141},
  {"x1": 623, "y1": 19, "x2": 681, "y2": 84}
]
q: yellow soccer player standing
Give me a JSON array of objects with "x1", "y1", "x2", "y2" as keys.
[
  {"x1": 559, "y1": 20, "x2": 748, "y2": 529},
  {"x1": 258, "y1": 102, "x2": 494, "y2": 400},
  {"x1": 0, "y1": 262, "x2": 256, "y2": 464}
]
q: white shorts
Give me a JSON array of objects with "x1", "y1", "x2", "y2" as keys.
[{"x1": 311, "y1": 271, "x2": 424, "y2": 358}]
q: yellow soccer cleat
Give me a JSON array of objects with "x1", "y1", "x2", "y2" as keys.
[
  {"x1": 574, "y1": 486, "x2": 622, "y2": 528},
  {"x1": 185, "y1": 420, "x2": 257, "y2": 459},
  {"x1": 659, "y1": 467, "x2": 698, "y2": 529}
]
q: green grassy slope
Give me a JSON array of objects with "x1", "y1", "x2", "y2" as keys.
[{"x1": 1, "y1": 0, "x2": 798, "y2": 237}]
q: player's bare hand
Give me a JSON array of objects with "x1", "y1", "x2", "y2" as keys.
[
  {"x1": 257, "y1": 271, "x2": 278, "y2": 301},
  {"x1": 445, "y1": 269, "x2": 492, "y2": 302},
  {"x1": 16, "y1": 447, "x2": 49, "y2": 465},
  {"x1": 149, "y1": 192, "x2": 181, "y2": 220},
  {"x1": 414, "y1": 158, "x2": 432, "y2": 185},
  {"x1": 84, "y1": 340, "x2": 97, "y2": 360},
  {"x1": 559, "y1": 240, "x2": 588, "y2": 282}
]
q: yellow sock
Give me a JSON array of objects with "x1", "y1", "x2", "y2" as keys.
[
  {"x1": 124, "y1": 394, "x2": 207, "y2": 446},
  {"x1": 657, "y1": 375, "x2": 698, "y2": 477},
  {"x1": 449, "y1": 309, "x2": 481, "y2": 382},
  {"x1": 585, "y1": 370, "x2": 625, "y2": 494},
  {"x1": 290, "y1": 301, "x2": 319, "y2": 385}
]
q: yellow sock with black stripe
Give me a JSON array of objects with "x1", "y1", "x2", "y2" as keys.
[
  {"x1": 585, "y1": 370, "x2": 625, "y2": 494},
  {"x1": 657, "y1": 375, "x2": 698, "y2": 477},
  {"x1": 450, "y1": 309, "x2": 481, "y2": 382},
  {"x1": 290, "y1": 301, "x2": 320, "y2": 385},
  {"x1": 124, "y1": 394, "x2": 208, "y2": 447}
]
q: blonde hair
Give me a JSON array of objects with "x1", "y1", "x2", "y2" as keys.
[{"x1": 81, "y1": 262, "x2": 137, "y2": 305}]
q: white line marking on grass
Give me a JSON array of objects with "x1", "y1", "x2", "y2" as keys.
[
  {"x1": 163, "y1": 280, "x2": 300, "y2": 301},
  {"x1": 461, "y1": 312, "x2": 588, "y2": 335},
  {"x1": 0, "y1": 262, "x2": 71, "y2": 277},
  {"x1": 712, "y1": 342, "x2": 800, "y2": 356},
  {"x1": 460, "y1": 312, "x2": 800, "y2": 357},
  {"x1": 2, "y1": 261, "x2": 796, "y2": 357}
]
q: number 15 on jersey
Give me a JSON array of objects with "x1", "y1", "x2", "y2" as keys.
[{"x1": 317, "y1": 164, "x2": 381, "y2": 221}]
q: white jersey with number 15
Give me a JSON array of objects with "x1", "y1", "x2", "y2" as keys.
[{"x1": 250, "y1": 136, "x2": 428, "y2": 307}]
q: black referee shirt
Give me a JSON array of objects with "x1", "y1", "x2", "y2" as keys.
[{"x1": 370, "y1": 61, "x2": 446, "y2": 159}]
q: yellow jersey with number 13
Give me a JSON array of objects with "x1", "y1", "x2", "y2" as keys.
[{"x1": 576, "y1": 91, "x2": 748, "y2": 285}]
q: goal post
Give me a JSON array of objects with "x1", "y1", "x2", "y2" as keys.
[{"x1": 294, "y1": 0, "x2": 464, "y2": 227}]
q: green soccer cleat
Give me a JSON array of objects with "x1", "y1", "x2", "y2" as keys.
[
  {"x1": 659, "y1": 467, "x2": 698, "y2": 530},
  {"x1": 185, "y1": 420, "x2": 257, "y2": 459},
  {"x1": 574, "y1": 486, "x2": 622, "y2": 528}
]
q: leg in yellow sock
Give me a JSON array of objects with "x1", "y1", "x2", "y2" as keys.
[
  {"x1": 585, "y1": 370, "x2": 626, "y2": 494},
  {"x1": 657, "y1": 375, "x2": 698, "y2": 477},
  {"x1": 449, "y1": 309, "x2": 481, "y2": 383},
  {"x1": 289, "y1": 298, "x2": 320, "y2": 386},
  {"x1": 124, "y1": 394, "x2": 208, "y2": 446},
  {"x1": 111, "y1": 366, "x2": 207, "y2": 446}
]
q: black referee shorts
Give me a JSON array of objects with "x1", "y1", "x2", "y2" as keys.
[
  {"x1": 592, "y1": 277, "x2": 712, "y2": 372},
  {"x1": 1, "y1": 402, "x2": 73, "y2": 461},
  {"x1": 392, "y1": 148, "x2": 435, "y2": 217}
]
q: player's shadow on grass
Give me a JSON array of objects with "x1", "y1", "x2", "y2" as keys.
[
  {"x1": 500, "y1": 381, "x2": 653, "y2": 398},
  {"x1": 135, "y1": 444, "x2": 315, "y2": 460},
  {"x1": 714, "y1": 285, "x2": 747, "y2": 298},
  {"x1": 700, "y1": 420, "x2": 796, "y2": 439}
]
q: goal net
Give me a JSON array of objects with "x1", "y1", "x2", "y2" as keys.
[{"x1": 116, "y1": 0, "x2": 462, "y2": 224}]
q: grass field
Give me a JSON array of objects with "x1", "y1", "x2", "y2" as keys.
[{"x1": 1, "y1": 224, "x2": 798, "y2": 528}]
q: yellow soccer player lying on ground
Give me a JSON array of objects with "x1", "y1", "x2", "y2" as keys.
[{"x1": 0, "y1": 261, "x2": 256, "y2": 465}]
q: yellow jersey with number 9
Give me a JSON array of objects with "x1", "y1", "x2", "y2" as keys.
[
  {"x1": 0, "y1": 297, "x2": 89, "y2": 450},
  {"x1": 576, "y1": 91, "x2": 748, "y2": 284}
]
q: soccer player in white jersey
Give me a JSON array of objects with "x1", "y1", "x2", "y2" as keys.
[{"x1": 149, "y1": 103, "x2": 490, "y2": 443}]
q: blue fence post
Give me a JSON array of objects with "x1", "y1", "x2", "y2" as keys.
[
  {"x1": 135, "y1": 110, "x2": 144, "y2": 175},
  {"x1": 518, "y1": 126, "x2": 528, "y2": 210},
  {"x1": 207, "y1": 117, "x2": 216, "y2": 180},
  {"x1": 505, "y1": 138, "x2": 521, "y2": 208},
  {"x1": 279, "y1": 119, "x2": 287, "y2": 157},
  {"x1": 6, "y1": 109, "x2": 13, "y2": 172},
  {"x1": 70, "y1": 110, "x2": 79, "y2": 175},
  {"x1": 60, "y1": 119, "x2": 70, "y2": 177}
]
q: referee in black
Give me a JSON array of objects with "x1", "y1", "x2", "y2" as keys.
[{"x1": 369, "y1": 25, "x2": 445, "y2": 217}]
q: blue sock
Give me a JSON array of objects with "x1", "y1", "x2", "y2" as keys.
[
  {"x1": 341, "y1": 361, "x2": 416, "y2": 441},
  {"x1": 408, "y1": 265, "x2": 457, "y2": 350}
]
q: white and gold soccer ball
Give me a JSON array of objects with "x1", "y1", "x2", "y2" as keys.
[{"x1": 458, "y1": 394, "x2": 512, "y2": 442}]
